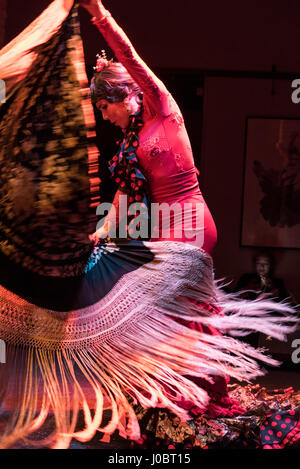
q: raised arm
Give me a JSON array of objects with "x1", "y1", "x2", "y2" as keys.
[{"x1": 81, "y1": 0, "x2": 175, "y2": 117}]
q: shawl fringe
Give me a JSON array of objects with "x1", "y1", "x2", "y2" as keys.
[{"x1": 0, "y1": 241, "x2": 297, "y2": 449}]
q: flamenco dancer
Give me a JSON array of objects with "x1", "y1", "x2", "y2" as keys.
[{"x1": 0, "y1": 0, "x2": 298, "y2": 449}]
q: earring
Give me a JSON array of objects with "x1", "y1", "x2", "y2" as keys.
[{"x1": 123, "y1": 102, "x2": 131, "y2": 114}]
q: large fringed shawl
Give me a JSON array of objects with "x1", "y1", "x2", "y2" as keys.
[
  {"x1": 0, "y1": 0, "x2": 297, "y2": 449},
  {"x1": 0, "y1": 0, "x2": 100, "y2": 276}
]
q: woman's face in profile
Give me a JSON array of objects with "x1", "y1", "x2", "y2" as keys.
[
  {"x1": 256, "y1": 256, "x2": 271, "y2": 277},
  {"x1": 96, "y1": 99, "x2": 130, "y2": 130}
]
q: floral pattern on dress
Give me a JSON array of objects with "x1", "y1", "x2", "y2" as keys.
[
  {"x1": 174, "y1": 153, "x2": 185, "y2": 171},
  {"x1": 168, "y1": 111, "x2": 184, "y2": 128},
  {"x1": 141, "y1": 136, "x2": 171, "y2": 163}
]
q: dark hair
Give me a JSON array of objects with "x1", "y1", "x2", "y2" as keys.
[{"x1": 90, "y1": 62, "x2": 141, "y2": 105}]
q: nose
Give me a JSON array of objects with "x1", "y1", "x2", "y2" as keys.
[{"x1": 102, "y1": 111, "x2": 109, "y2": 121}]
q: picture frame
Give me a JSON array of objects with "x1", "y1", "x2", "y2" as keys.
[{"x1": 241, "y1": 117, "x2": 300, "y2": 249}]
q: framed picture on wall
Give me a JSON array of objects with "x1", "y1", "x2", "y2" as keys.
[{"x1": 241, "y1": 117, "x2": 300, "y2": 249}]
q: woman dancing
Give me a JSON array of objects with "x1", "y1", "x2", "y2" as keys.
[
  {"x1": 82, "y1": 0, "x2": 235, "y2": 416},
  {"x1": 85, "y1": 2, "x2": 217, "y2": 254},
  {"x1": 81, "y1": 0, "x2": 299, "y2": 446},
  {"x1": 0, "y1": 0, "x2": 297, "y2": 449}
]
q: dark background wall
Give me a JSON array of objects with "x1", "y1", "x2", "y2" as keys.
[
  {"x1": 3, "y1": 1, "x2": 300, "y2": 309},
  {"x1": 202, "y1": 78, "x2": 300, "y2": 296},
  {"x1": 4, "y1": 0, "x2": 300, "y2": 72},
  {"x1": 0, "y1": 0, "x2": 6, "y2": 47}
]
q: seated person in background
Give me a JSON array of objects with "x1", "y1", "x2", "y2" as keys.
[
  {"x1": 234, "y1": 250, "x2": 290, "y2": 302},
  {"x1": 233, "y1": 250, "x2": 292, "y2": 347}
]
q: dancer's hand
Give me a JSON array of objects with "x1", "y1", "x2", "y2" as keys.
[
  {"x1": 89, "y1": 221, "x2": 111, "y2": 245},
  {"x1": 80, "y1": 0, "x2": 104, "y2": 18},
  {"x1": 89, "y1": 228, "x2": 108, "y2": 245},
  {"x1": 259, "y1": 275, "x2": 272, "y2": 289}
]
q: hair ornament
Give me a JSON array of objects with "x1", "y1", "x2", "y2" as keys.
[{"x1": 94, "y1": 50, "x2": 113, "y2": 72}]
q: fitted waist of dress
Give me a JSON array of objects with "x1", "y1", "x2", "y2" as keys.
[{"x1": 149, "y1": 168, "x2": 203, "y2": 204}]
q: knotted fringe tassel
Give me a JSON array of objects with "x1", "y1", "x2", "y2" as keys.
[{"x1": 0, "y1": 241, "x2": 298, "y2": 449}]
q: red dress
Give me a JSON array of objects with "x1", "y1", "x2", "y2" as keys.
[
  {"x1": 93, "y1": 14, "x2": 243, "y2": 418},
  {"x1": 93, "y1": 15, "x2": 217, "y2": 255}
]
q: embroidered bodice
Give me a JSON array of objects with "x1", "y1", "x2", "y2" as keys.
[
  {"x1": 93, "y1": 15, "x2": 200, "y2": 204},
  {"x1": 93, "y1": 14, "x2": 217, "y2": 253}
]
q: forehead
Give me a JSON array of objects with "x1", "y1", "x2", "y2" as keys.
[{"x1": 256, "y1": 257, "x2": 270, "y2": 265}]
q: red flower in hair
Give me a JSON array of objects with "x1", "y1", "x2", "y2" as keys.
[
  {"x1": 94, "y1": 51, "x2": 112, "y2": 73},
  {"x1": 95, "y1": 57, "x2": 108, "y2": 72}
]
